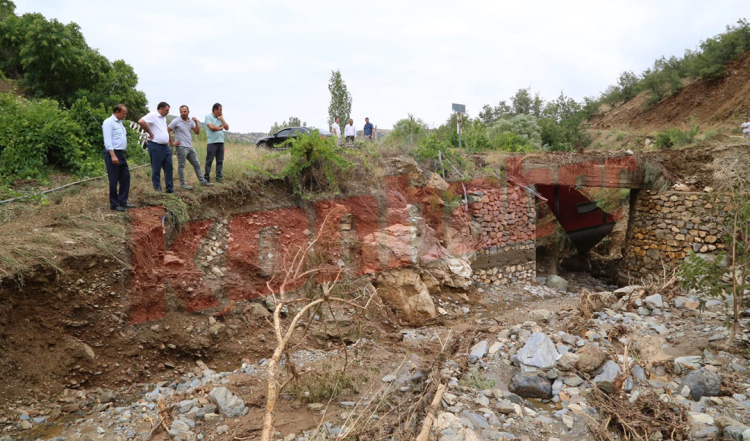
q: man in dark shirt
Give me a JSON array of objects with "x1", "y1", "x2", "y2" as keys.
[{"x1": 363, "y1": 117, "x2": 375, "y2": 141}]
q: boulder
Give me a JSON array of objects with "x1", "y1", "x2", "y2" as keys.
[
  {"x1": 722, "y1": 425, "x2": 748, "y2": 441},
  {"x1": 209, "y1": 387, "x2": 247, "y2": 418},
  {"x1": 528, "y1": 309, "x2": 552, "y2": 323},
  {"x1": 680, "y1": 369, "x2": 722, "y2": 401},
  {"x1": 469, "y1": 341, "x2": 488, "y2": 364},
  {"x1": 546, "y1": 275, "x2": 568, "y2": 292},
  {"x1": 593, "y1": 360, "x2": 622, "y2": 394},
  {"x1": 517, "y1": 332, "x2": 560, "y2": 369},
  {"x1": 426, "y1": 172, "x2": 450, "y2": 191},
  {"x1": 576, "y1": 344, "x2": 608, "y2": 373},
  {"x1": 508, "y1": 373, "x2": 552, "y2": 399},
  {"x1": 674, "y1": 356, "x2": 702, "y2": 373},
  {"x1": 644, "y1": 294, "x2": 663, "y2": 309},
  {"x1": 373, "y1": 268, "x2": 436, "y2": 323},
  {"x1": 613, "y1": 285, "x2": 643, "y2": 298},
  {"x1": 557, "y1": 353, "x2": 579, "y2": 371},
  {"x1": 424, "y1": 256, "x2": 473, "y2": 291}
]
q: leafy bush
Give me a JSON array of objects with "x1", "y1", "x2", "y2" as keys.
[
  {"x1": 0, "y1": 94, "x2": 89, "y2": 180},
  {"x1": 654, "y1": 122, "x2": 700, "y2": 149},
  {"x1": 0, "y1": 93, "x2": 148, "y2": 183},
  {"x1": 281, "y1": 130, "x2": 351, "y2": 195},
  {"x1": 462, "y1": 119, "x2": 490, "y2": 152},
  {"x1": 389, "y1": 115, "x2": 429, "y2": 144},
  {"x1": 488, "y1": 114, "x2": 542, "y2": 151},
  {"x1": 414, "y1": 132, "x2": 465, "y2": 177}
]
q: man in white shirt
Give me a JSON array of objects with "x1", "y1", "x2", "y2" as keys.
[
  {"x1": 742, "y1": 117, "x2": 750, "y2": 139},
  {"x1": 344, "y1": 118, "x2": 356, "y2": 147},
  {"x1": 138, "y1": 102, "x2": 173, "y2": 193},
  {"x1": 102, "y1": 104, "x2": 134, "y2": 211},
  {"x1": 331, "y1": 117, "x2": 341, "y2": 140}
]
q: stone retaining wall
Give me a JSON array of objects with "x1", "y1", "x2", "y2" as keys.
[
  {"x1": 625, "y1": 190, "x2": 731, "y2": 277},
  {"x1": 467, "y1": 186, "x2": 536, "y2": 284}
]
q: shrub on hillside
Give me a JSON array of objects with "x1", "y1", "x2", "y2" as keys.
[
  {"x1": 654, "y1": 123, "x2": 700, "y2": 149},
  {"x1": 281, "y1": 130, "x2": 351, "y2": 195},
  {"x1": 389, "y1": 116, "x2": 429, "y2": 144},
  {"x1": 0, "y1": 94, "x2": 90, "y2": 181},
  {"x1": 687, "y1": 19, "x2": 750, "y2": 80},
  {"x1": 487, "y1": 114, "x2": 542, "y2": 152},
  {"x1": 0, "y1": 93, "x2": 148, "y2": 183}
]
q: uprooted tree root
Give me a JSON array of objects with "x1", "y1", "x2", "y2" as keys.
[
  {"x1": 565, "y1": 290, "x2": 604, "y2": 336},
  {"x1": 586, "y1": 387, "x2": 689, "y2": 441}
]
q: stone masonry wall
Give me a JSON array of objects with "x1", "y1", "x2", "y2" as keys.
[
  {"x1": 467, "y1": 185, "x2": 536, "y2": 285},
  {"x1": 625, "y1": 190, "x2": 731, "y2": 277}
]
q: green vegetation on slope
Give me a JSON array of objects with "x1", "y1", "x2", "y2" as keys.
[
  {"x1": 0, "y1": 1, "x2": 151, "y2": 185},
  {"x1": 600, "y1": 19, "x2": 750, "y2": 108}
]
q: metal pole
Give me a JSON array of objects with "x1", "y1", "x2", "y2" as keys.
[{"x1": 458, "y1": 114, "x2": 462, "y2": 155}]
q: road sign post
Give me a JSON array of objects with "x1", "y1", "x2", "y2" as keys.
[{"x1": 452, "y1": 103, "x2": 465, "y2": 155}]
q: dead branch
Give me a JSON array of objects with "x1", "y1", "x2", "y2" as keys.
[{"x1": 415, "y1": 383, "x2": 447, "y2": 441}]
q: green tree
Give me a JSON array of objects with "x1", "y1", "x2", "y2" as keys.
[
  {"x1": 327, "y1": 69, "x2": 352, "y2": 130},
  {"x1": 0, "y1": 11, "x2": 147, "y2": 115},
  {"x1": 75, "y1": 60, "x2": 148, "y2": 119},
  {"x1": 390, "y1": 115, "x2": 429, "y2": 144},
  {"x1": 617, "y1": 71, "x2": 641, "y2": 102},
  {"x1": 641, "y1": 57, "x2": 683, "y2": 106},
  {"x1": 511, "y1": 88, "x2": 544, "y2": 117},
  {"x1": 0, "y1": 13, "x2": 108, "y2": 105},
  {"x1": 0, "y1": 0, "x2": 14, "y2": 21},
  {"x1": 478, "y1": 100, "x2": 511, "y2": 125},
  {"x1": 269, "y1": 117, "x2": 306, "y2": 134},
  {"x1": 688, "y1": 19, "x2": 750, "y2": 80},
  {"x1": 488, "y1": 114, "x2": 542, "y2": 151}
]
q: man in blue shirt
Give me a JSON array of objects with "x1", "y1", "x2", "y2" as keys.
[
  {"x1": 102, "y1": 104, "x2": 134, "y2": 212},
  {"x1": 204, "y1": 103, "x2": 229, "y2": 183},
  {"x1": 363, "y1": 117, "x2": 375, "y2": 141}
]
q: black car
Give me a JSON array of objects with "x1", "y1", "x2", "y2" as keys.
[{"x1": 256, "y1": 126, "x2": 331, "y2": 149}]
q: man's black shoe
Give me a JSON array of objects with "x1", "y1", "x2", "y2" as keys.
[
  {"x1": 111, "y1": 206, "x2": 126, "y2": 212},
  {"x1": 166, "y1": 190, "x2": 174, "y2": 194},
  {"x1": 122, "y1": 204, "x2": 137, "y2": 209}
]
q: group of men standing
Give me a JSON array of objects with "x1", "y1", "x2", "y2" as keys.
[
  {"x1": 101, "y1": 102, "x2": 229, "y2": 211},
  {"x1": 330, "y1": 117, "x2": 375, "y2": 145}
]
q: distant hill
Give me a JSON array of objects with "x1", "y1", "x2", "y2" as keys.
[
  {"x1": 165, "y1": 116, "x2": 266, "y2": 144},
  {"x1": 225, "y1": 131, "x2": 268, "y2": 144}
]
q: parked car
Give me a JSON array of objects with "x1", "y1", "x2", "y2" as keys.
[{"x1": 256, "y1": 126, "x2": 331, "y2": 149}]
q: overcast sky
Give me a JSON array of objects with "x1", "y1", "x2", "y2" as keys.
[{"x1": 15, "y1": 0, "x2": 748, "y2": 133}]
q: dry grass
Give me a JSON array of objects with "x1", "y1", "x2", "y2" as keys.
[
  {"x1": 586, "y1": 387, "x2": 689, "y2": 441},
  {"x1": 0, "y1": 142, "x2": 290, "y2": 278}
]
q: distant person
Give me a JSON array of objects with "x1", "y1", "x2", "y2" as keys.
[
  {"x1": 102, "y1": 104, "x2": 134, "y2": 211},
  {"x1": 363, "y1": 117, "x2": 375, "y2": 141},
  {"x1": 331, "y1": 117, "x2": 341, "y2": 140},
  {"x1": 139, "y1": 102, "x2": 173, "y2": 193},
  {"x1": 742, "y1": 117, "x2": 750, "y2": 139},
  {"x1": 344, "y1": 118, "x2": 356, "y2": 146},
  {"x1": 168, "y1": 105, "x2": 213, "y2": 190},
  {"x1": 204, "y1": 103, "x2": 229, "y2": 183}
]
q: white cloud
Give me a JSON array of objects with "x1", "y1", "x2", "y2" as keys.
[{"x1": 14, "y1": 0, "x2": 748, "y2": 132}]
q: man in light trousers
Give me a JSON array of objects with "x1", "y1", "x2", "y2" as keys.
[{"x1": 168, "y1": 105, "x2": 213, "y2": 190}]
